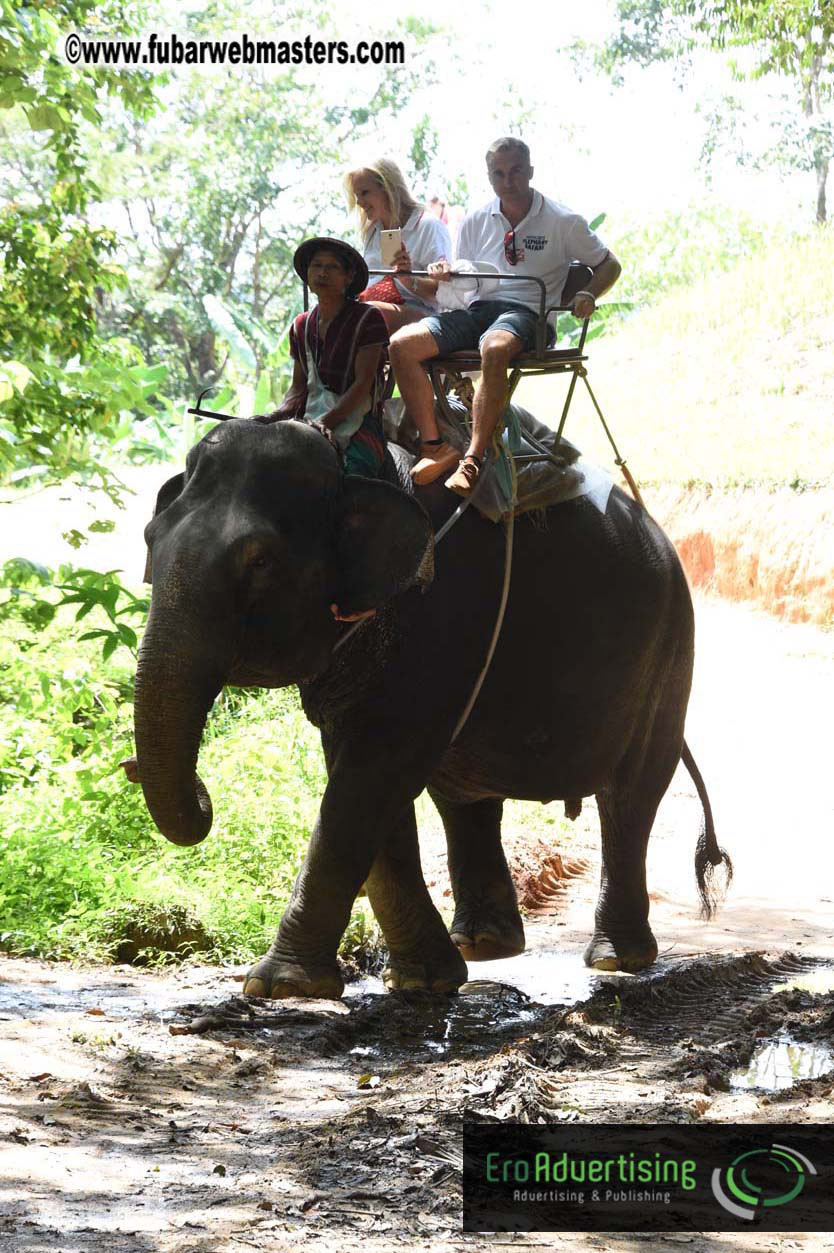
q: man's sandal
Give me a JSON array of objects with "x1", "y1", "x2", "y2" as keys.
[
  {"x1": 410, "y1": 439, "x2": 461, "y2": 486},
  {"x1": 445, "y1": 454, "x2": 482, "y2": 497}
]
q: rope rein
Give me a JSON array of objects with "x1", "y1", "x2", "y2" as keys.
[{"x1": 449, "y1": 436, "x2": 517, "y2": 743}]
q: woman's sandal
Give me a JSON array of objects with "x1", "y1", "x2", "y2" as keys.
[
  {"x1": 410, "y1": 439, "x2": 461, "y2": 486},
  {"x1": 445, "y1": 454, "x2": 482, "y2": 497}
]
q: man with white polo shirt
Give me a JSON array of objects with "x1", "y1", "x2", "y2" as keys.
[{"x1": 388, "y1": 137, "x2": 621, "y2": 496}]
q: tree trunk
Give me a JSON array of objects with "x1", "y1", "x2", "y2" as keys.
[
  {"x1": 815, "y1": 157, "x2": 828, "y2": 224},
  {"x1": 805, "y1": 56, "x2": 828, "y2": 224}
]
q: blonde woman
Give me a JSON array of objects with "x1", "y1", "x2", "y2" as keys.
[{"x1": 344, "y1": 158, "x2": 452, "y2": 334}]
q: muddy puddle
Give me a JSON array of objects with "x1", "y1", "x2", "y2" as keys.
[
  {"x1": 730, "y1": 1034, "x2": 834, "y2": 1090},
  {"x1": 445, "y1": 947, "x2": 599, "y2": 1005},
  {"x1": 0, "y1": 964, "x2": 234, "y2": 1025},
  {"x1": 162, "y1": 980, "x2": 548, "y2": 1071},
  {"x1": 2, "y1": 949, "x2": 834, "y2": 1252}
]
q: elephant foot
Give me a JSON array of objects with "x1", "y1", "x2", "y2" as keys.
[
  {"x1": 243, "y1": 955, "x2": 344, "y2": 1000},
  {"x1": 383, "y1": 942, "x2": 468, "y2": 994},
  {"x1": 583, "y1": 927, "x2": 658, "y2": 973},
  {"x1": 450, "y1": 903, "x2": 525, "y2": 963}
]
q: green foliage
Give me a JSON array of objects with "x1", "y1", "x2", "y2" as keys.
[
  {"x1": 0, "y1": 202, "x2": 169, "y2": 483},
  {"x1": 58, "y1": 567, "x2": 149, "y2": 659},
  {"x1": 523, "y1": 223, "x2": 834, "y2": 490},
  {"x1": 0, "y1": 556, "x2": 378, "y2": 967},
  {"x1": 0, "y1": 206, "x2": 122, "y2": 356},
  {"x1": 409, "y1": 113, "x2": 440, "y2": 199},
  {"x1": 339, "y1": 903, "x2": 386, "y2": 977},
  {"x1": 0, "y1": 558, "x2": 149, "y2": 660},
  {"x1": 201, "y1": 293, "x2": 294, "y2": 407},
  {"x1": 603, "y1": 0, "x2": 834, "y2": 84},
  {"x1": 557, "y1": 205, "x2": 772, "y2": 343},
  {"x1": 0, "y1": 0, "x2": 158, "y2": 211},
  {"x1": 0, "y1": 558, "x2": 328, "y2": 960},
  {"x1": 97, "y1": 901, "x2": 213, "y2": 964},
  {"x1": 611, "y1": 203, "x2": 780, "y2": 304},
  {"x1": 594, "y1": 0, "x2": 688, "y2": 75},
  {"x1": 682, "y1": 1, "x2": 833, "y2": 83},
  {"x1": 0, "y1": 1, "x2": 168, "y2": 484}
]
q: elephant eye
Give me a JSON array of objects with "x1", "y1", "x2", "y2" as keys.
[{"x1": 250, "y1": 555, "x2": 270, "y2": 570}]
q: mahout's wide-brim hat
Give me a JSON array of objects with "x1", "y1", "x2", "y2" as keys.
[{"x1": 293, "y1": 237, "x2": 368, "y2": 299}]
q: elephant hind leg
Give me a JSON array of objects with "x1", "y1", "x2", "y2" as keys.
[
  {"x1": 585, "y1": 677, "x2": 688, "y2": 974},
  {"x1": 365, "y1": 804, "x2": 468, "y2": 994},
  {"x1": 584, "y1": 785, "x2": 661, "y2": 973},
  {"x1": 431, "y1": 793, "x2": 525, "y2": 962}
]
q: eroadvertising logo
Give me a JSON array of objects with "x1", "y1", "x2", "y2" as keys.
[
  {"x1": 462, "y1": 1124, "x2": 833, "y2": 1232},
  {"x1": 711, "y1": 1143, "x2": 817, "y2": 1220}
]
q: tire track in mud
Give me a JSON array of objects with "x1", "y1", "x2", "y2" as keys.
[
  {"x1": 513, "y1": 849, "x2": 592, "y2": 915},
  {"x1": 454, "y1": 953, "x2": 834, "y2": 1127},
  {"x1": 582, "y1": 952, "x2": 827, "y2": 1043}
]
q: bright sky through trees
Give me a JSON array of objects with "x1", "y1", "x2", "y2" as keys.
[{"x1": 308, "y1": 0, "x2": 818, "y2": 227}]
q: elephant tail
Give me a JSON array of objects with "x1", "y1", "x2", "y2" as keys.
[{"x1": 682, "y1": 739, "x2": 733, "y2": 919}]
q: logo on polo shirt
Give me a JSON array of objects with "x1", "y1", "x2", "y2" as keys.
[{"x1": 523, "y1": 235, "x2": 548, "y2": 251}]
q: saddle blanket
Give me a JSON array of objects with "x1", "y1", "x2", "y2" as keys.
[{"x1": 435, "y1": 399, "x2": 613, "y2": 523}]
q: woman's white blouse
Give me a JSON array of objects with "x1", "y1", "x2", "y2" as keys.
[{"x1": 362, "y1": 209, "x2": 452, "y2": 310}]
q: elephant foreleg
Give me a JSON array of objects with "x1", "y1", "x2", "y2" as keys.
[
  {"x1": 431, "y1": 792, "x2": 525, "y2": 962},
  {"x1": 244, "y1": 765, "x2": 404, "y2": 1000},
  {"x1": 364, "y1": 804, "x2": 468, "y2": 993},
  {"x1": 243, "y1": 813, "x2": 351, "y2": 1000}
]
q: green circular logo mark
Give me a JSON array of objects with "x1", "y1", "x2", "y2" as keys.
[{"x1": 712, "y1": 1143, "x2": 817, "y2": 1220}]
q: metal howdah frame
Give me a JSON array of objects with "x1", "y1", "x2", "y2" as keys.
[
  {"x1": 189, "y1": 265, "x2": 597, "y2": 445},
  {"x1": 303, "y1": 266, "x2": 592, "y2": 360}
]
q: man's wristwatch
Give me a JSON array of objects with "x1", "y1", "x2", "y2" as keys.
[{"x1": 575, "y1": 290, "x2": 596, "y2": 306}]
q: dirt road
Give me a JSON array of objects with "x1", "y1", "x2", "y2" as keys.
[{"x1": 1, "y1": 594, "x2": 833, "y2": 1252}]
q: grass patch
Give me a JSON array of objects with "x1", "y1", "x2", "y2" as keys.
[
  {"x1": 518, "y1": 225, "x2": 834, "y2": 490},
  {"x1": 0, "y1": 564, "x2": 331, "y2": 963}
]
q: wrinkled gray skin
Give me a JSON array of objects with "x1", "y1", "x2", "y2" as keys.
[{"x1": 135, "y1": 418, "x2": 722, "y2": 999}]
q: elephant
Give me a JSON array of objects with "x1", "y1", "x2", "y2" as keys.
[{"x1": 132, "y1": 416, "x2": 730, "y2": 999}]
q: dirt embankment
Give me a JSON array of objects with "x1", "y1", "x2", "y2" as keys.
[{"x1": 650, "y1": 486, "x2": 834, "y2": 627}]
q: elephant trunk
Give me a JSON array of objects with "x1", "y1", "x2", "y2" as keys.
[{"x1": 134, "y1": 606, "x2": 223, "y2": 846}]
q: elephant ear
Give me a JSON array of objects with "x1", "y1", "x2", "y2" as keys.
[
  {"x1": 143, "y1": 472, "x2": 185, "y2": 583},
  {"x1": 333, "y1": 477, "x2": 434, "y2": 615}
]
